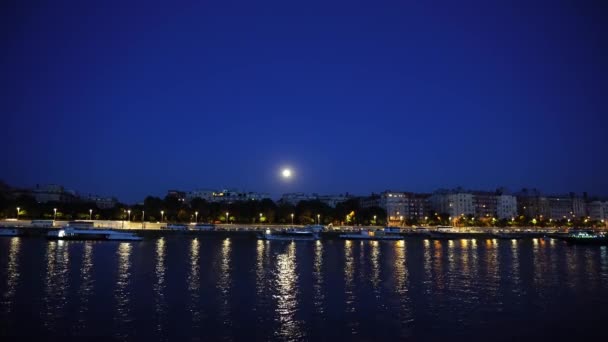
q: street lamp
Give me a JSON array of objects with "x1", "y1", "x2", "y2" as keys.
[
  {"x1": 53, "y1": 208, "x2": 57, "y2": 221},
  {"x1": 291, "y1": 213, "x2": 294, "y2": 225},
  {"x1": 16, "y1": 207, "x2": 20, "y2": 220},
  {"x1": 195, "y1": 211, "x2": 198, "y2": 223},
  {"x1": 161, "y1": 210, "x2": 164, "y2": 222},
  {"x1": 127, "y1": 210, "x2": 131, "y2": 221},
  {"x1": 89, "y1": 209, "x2": 93, "y2": 220},
  {"x1": 142, "y1": 210, "x2": 145, "y2": 229},
  {"x1": 226, "y1": 212, "x2": 229, "y2": 223},
  {"x1": 259, "y1": 213, "x2": 263, "y2": 222},
  {"x1": 317, "y1": 214, "x2": 320, "y2": 225},
  {"x1": 373, "y1": 215, "x2": 377, "y2": 224}
]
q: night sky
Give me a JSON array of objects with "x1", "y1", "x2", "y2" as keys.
[{"x1": 2, "y1": 0, "x2": 607, "y2": 203}]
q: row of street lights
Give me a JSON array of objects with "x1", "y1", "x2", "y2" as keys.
[{"x1": 14, "y1": 207, "x2": 326, "y2": 225}]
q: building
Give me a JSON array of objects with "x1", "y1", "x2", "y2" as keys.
[
  {"x1": 380, "y1": 191, "x2": 409, "y2": 223},
  {"x1": 241, "y1": 191, "x2": 271, "y2": 201},
  {"x1": 360, "y1": 194, "x2": 381, "y2": 208},
  {"x1": 279, "y1": 192, "x2": 352, "y2": 207},
  {"x1": 430, "y1": 190, "x2": 474, "y2": 218},
  {"x1": 166, "y1": 190, "x2": 187, "y2": 203},
  {"x1": 279, "y1": 193, "x2": 317, "y2": 206},
  {"x1": 544, "y1": 193, "x2": 586, "y2": 220},
  {"x1": 516, "y1": 189, "x2": 549, "y2": 218},
  {"x1": 184, "y1": 189, "x2": 270, "y2": 204},
  {"x1": 32, "y1": 184, "x2": 76, "y2": 203},
  {"x1": 546, "y1": 196, "x2": 574, "y2": 220},
  {"x1": 497, "y1": 194, "x2": 517, "y2": 220},
  {"x1": 80, "y1": 194, "x2": 118, "y2": 209},
  {"x1": 448, "y1": 193, "x2": 475, "y2": 217},
  {"x1": 470, "y1": 190, "x2": 517, "y2": 220},
  {"x1": 588, "y1": 201, "x2": 608, "y2": 221},
  {"x1": 472, "y1": 191, "x2": 498, "y2": 218},
  {"x1": 572, "y1": 196, "x2": 587, "y2": 217},
  {"x1": 318, "y1": 193, "x2": 353, "y2": 207},
  {"x1": 186, "y1": 189, "x2": 215, "y2": 202},
  {"x1": 380, "y1": 191, "x2": 431, "y2": 223},
  {"x1": 409, "y1": 193, "x2": 431, "y2": 220}
]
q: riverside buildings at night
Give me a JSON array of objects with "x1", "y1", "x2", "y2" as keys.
[
  {"x1": 183, "y1": 189, "x2": 271, "y2": 203},
  {"x1": 2, "y1": 181, "x2": 607, "y2": 223},
  {"x1": 278, "y1": 192, "x2": 354, "y2": 207}
]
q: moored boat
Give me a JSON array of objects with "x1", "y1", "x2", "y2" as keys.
[
  {"x1": 303, "y1": 224, "x2": 325, "y2": 233},
  {"x1": 0, "y1": 228, "x2": 20, "y2": 237},
  {"x1": 47, "y1": 228, "x2": 143, "y2": 241},
  {"x1": 492, "y1": 232, "x2": 525, "y2": 239},
  {"x1": 339, "y1": 229, "x2": 403, "y2": 240},
  {"x1": 404, "y1": 227, "x2": 430, "y2": 236},
  {"x1": 259, "y1": 228, "x2": 319, "y2": 241},
  {"x1": 560, "y1": 230, "x2": 608, "y2": 245},
  {"x1": 164, "y1": 224, "x2": 188, "y2": 230},
  {"x1": 191, "y1": 223, "x2": 215, "y2": 231}
]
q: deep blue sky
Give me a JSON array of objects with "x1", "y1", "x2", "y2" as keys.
[{"x1": 2, "y1": 0, "x2": 607, "y2": 203}]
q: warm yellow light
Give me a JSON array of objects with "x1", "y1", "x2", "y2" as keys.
[{"x1": 282, "y1": 168, "x2": 292, "y2": 178}]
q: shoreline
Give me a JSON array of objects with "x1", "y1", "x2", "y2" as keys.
[{"x1": 3, "y1": 226, "x2": 561, "y2": 240}]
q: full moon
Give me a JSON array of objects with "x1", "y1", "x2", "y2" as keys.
[{"x1": 282, "y1": 168, "x2": 292, "y2": 178}]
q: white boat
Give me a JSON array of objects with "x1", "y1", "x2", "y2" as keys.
[
  {"x1": 260, "y1": 228, "x2": 320, "y2": 241},
  {"x1": 47, "y1": 228, "x2": 142, "y2": 241},
  {"x1": 0, "y1": 228, "x2": 20, "y2": 237},
  {"x1": 340, "y1": 230, "x2": 403, "y2": 240}
]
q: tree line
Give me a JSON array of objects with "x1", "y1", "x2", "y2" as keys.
[{"x1": 0, "y1": 193, "x2": 387, "y2": 225}]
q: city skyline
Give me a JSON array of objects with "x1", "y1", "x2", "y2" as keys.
[
  {"x1": 3, "y1": 0, "x2": 607, "y2": 203},
  {"x1": 3, "y1": 180, "x2": 608, "y2": 224},
  {"x1": 3, "y1": 179, "x2": 607, "y2": 205}
]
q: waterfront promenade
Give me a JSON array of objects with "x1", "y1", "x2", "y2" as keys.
[
  {"x1": 0, "y1": 219, "x2": 578, "y2": 239},
  {"x1": 1, "y1": 218, "x2": 568, "y2": 231}
]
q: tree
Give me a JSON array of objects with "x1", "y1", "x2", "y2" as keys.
[
  {"x1": 276, "y1": 203, "x2": 296, "y2": 224},
  {"x1": 144, "y1": 196, "x2": 163, "y2": 217},
  {"x1": 190, "y1": 197, "x2": 210, "y2": 223}
]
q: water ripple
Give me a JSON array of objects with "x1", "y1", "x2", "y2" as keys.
[
  {"x1": 1, "y1": 238, "x2": 20, "y2": 318},
  {"x1": 113, "y1": 242, "x2": 132, "y2": 340}
]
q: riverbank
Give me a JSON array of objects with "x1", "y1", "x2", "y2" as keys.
[{"x1": 5, "y1": 226, "x2": 563, "y2": 240}]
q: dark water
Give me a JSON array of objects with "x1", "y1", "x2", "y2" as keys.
[{"x1": 1, "y1": 236, "x2": 608, "y2": 341}]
